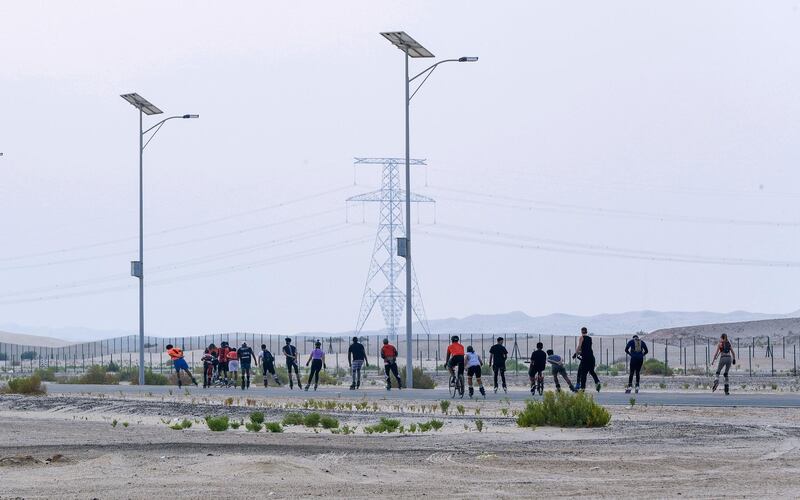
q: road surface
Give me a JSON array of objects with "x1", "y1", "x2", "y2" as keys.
[{"x1": 45, "y1": 383, "x2": 800, "y2": 407}]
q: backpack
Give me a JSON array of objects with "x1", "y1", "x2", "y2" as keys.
[{"x1": 633, "y1": 339, "x2": 643, "y2": 353}]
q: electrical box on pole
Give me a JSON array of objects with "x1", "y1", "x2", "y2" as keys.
[
  {"x1": 397, "y1": 237, "x2": 408, "y2": 258},
  {"x1": 130, "y1": 261, "x2": 142, "y2": 278}
]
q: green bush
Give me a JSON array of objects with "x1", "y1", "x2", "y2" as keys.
[
  {"x1": 249, "y1": 411, "x2": 265, "y2": 424},
  {"x1": 642, "y1": 359, "x2": 673, "y2": 376},
  {"x1": 320, "y1": 415, "x2": 339, "y2": 429},
  {"x1": 76, "y1": 365, "x2": 119, "y2": 385},
  {"x1": 2, "y1": 374, "x2": 46, "y2": 395},
  {"x1": 282, "y1": 412, "x2": 304, "y2": 426},
  {"x1": 245, "y1": 422, "x2": 262, "y2": 432},
  {"x1": 170, "y1": 419, "x2": 192, "y2": 430},
  {"x1": 126, "y1": 369, "x2": 170, "y2": 385},
  {"x1": 265, "y1": 422, "x2": 283, "y2": 433},
  {"x1": 516, "y1": 391, "x2": 611, "y2": 428},
  {"x1": 34, "y1": 367, "x2": 58, "y2": 382},
  {"x1": 364, "y1": 417, "x2": 401, "y2": 434},
  {"x1": 303, "y1": 412, "x2": 322, "y2": 427},
  {"x1": 205, "y1": 415, "x2": 230, "y2": 431},
  {"x1": 400, "y1": 367, "x2": 436, "y2": 389},
  {"x1": 428, "y1": 419, "x2": 444, "y2": 431},
  {"x1": 316, "y1": 370, "x2": 340, "y2": 386},
  {"x1": 106, "y1": 361, "x2": 120, "y2": 372}
]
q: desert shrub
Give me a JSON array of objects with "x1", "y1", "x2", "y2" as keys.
[
  {"x1": 34, "y1": 367, "x2": 58, "y2": 382},
  {"x1": 456, "y1": 405, "x2": 465, "y2": 415},
  {"x1": 229, "y1": 421, "x2": 241, "y2": 429},
  {"x1": 265, "y1": 422, "x2": 283, "y2": 433},
  {"x1": 320, "y1": 415, "x2": 339, "y2": 429},
  {"x1": 282, "y1": 412, "x2": 304, "y2": 426},
  {"x1": 363, "y1": 417, "x2": 401, "y2": 434},
  {"x1": 2, "y1": 375, "x2": 46, "y2": 395},
  {"x1": 245, "y1": 422, "x2": 262, "y2": 432},
  {"x1": 399, "y1": 367, "x2": 436, "y2": 389},
  {"x1": 643, "y1": 359, "x2": 673, "y2": 376},
  {"x1": 77, "y1": 365, "x2": 119, "y2": 385},
  {"x1": 20, "y1": 351, "x2": 37, "y2": 360},
  {"x1": 428, "y1": 419, "x2": 444, "y2": 431},
  {"x1": 205, "y1": 415, "x2": 230, "y2": 431},
  {"x1": 475, "y1": 419, "x2": 484, "y2": 432},
  {"x1": 517, "y1": 391, "x2": 611, "y2": 428},
  {"x1": 439, "y1": 400, "x2": 450, "y2": 414},
  {"x1": 106, "y1": 361, "x2": 120, "y2": 372},
  {"x1": 170, "y1": 419, "x2": 192, "y2": 430},
  {"x1": 303, "y1": 412, "x2": 322, "y2": 427},
  {"x1": 316, "y1": 370, "x2": 340, "y2": 386},
  {"x1": 249, "y1": 411, "x2": 265, "y2": 424},
  {"x1": 127, "y1": 369, "x2": 170, "y2": 385}
]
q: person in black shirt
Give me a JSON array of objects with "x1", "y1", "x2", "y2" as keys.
[
  {"x1": 259, "y1": 344, "x2": 280, "y2": 387},
  {"x1": 573, "y1": 327, "x2": 600, "y2": 392},
  {"x1": 348, "y1": 336, "x2": 369, "y2": 390},
  {"x1": 488, "y1": 337, "x2": 508, "y2": 394},
  {"x1": 282, "y1": 337, "x2": 303, "y2": 389},
  {"x1": 237, "y1": 342, "x2": 255, "y2": 390},
  {"x1": 529, "y1": 342, "x2": 547, "y2": 395}
]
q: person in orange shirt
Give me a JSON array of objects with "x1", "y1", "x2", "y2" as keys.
[
  {"x1": 165, "y1": 344, "x2": 198, "y2": 388},
  {"x1": 380, "y1": 338, "x2": 402, "y2": 391},
  {"x1": 445, "y1": 335, "x2": 466, "y2": 385}
]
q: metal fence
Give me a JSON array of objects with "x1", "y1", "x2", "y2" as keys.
[{"x1": 1, "y1": 332, "x2": 798, "y2": 378}]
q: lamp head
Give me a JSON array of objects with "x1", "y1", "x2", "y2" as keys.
[
  {"x1": 182, "y1": 114, "x2": 199, "y2": 119},
  {"x1": 458, "y1": 57, "x2": 479, "y2": 62}
]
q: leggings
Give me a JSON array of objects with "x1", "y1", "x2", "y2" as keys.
[
  {"x1": 578, "y1": 357, "x2": 599, "y2": 389},
  {"x1": 628, "y1": 357, "x2": 643, "y2": 387},
  {"x1": 307, "y1": 359, "x2": 323, "y2": 386},
  {"x1": 715, "y1": 355, "x2": 732, "y2": 383},
  {"x1": 493, "y1": 365, "x2": 507, "y2": 388},
  {"x1": 240, "y1": 364, "x2": 251, "y2": 388}
]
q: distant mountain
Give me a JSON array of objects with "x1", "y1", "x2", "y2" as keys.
[
  {"x1": 0, "y1": 330, "x2": 73, "y2": 347},
  {"x1": 0, "y1": 323, "x2": 133, "y2": 343},
  {"x1": 649, "y1": 317, "x2": 800, "y2": 341}
]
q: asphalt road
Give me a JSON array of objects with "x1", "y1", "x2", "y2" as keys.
[{"x1": 45, "y1": 383, "x2": 800, "y2": 407}]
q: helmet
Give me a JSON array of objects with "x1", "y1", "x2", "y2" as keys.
[
  {"x1": 497, "y1": 337, "x2": 504, "y2": 342},
  {"x1": 285, "y1": 337, "x2": 292, "y2": 343},
  {"x1": 221, "y1": 341, "x2": 228, "y2": 347},
  {"x1": 315, "y1": 341, "x2": 322, "y2": 348},
  {"x1": 466, "y1": 345, "x2": 474, "y2": 353},
  {"x1": 451, "y1": 335, "x2": 460, "y2": 343},
  {"x1": 383, "y1": 338, "x2": 389, "y2": 344},
  {"x1": 241, "y1": 342, "x2": 247, "y2": 347},
  {"x1": 352, "y1": 336, "x2": 359, "y2": 343}
]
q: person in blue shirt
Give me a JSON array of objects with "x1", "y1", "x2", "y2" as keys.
[
  {"x1": 624, "y1": 334, "x2": 649, "y2": 394},
  {"x1": 546, "y1": 349, "x2": 575, "y2": 393}
]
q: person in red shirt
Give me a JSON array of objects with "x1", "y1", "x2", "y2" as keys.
[
  {"x1": 380, "y1": 338, "x2": 402, "y2": 391},
  {"x1": 445, "y1": 335, "x2": 466, "y2": 384},
  {"x1": 217, "y1": 342, "x2": 230, "y2": 386}
]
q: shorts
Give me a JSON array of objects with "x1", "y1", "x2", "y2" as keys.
[
  {"x1": 173, "y1": 358, "x2": 189, "y2": 372},
  {"x1": 287, "y1": 360, "x2": 299, "y2": 372},
  {"x1": 262, "y1": 363, "x2": 275, "y2": 375},
  {"x1": 228, "y1": 360, "x2": 240, "y2": 372},
  {"x1": 448, "y1": 355, "x2": 465, "y2": 374},
  {"x1": 551, "y1": 364, "x2": 567, "y2": 377},
  {"x1": 218, "y1": 361, "x2": 229, "y2": 372},
  {"x1": 240, "y1": 361, "x2": 251, "y2": 372},
  {"x1": 467, "y1": 365, "x2": 482, "y2": 377},
  {"x1": 351, "y1": 359, "x2": 365, "y2": 371},
  {"x1": 529, "y1": 364, "x2": 546, "y2": 377}
]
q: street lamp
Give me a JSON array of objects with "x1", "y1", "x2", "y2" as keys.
[
  {"x1": 380, "y1": 31, "x2": 477, "y2": 389},
  {"x1": 120, "y1": 92, "x2": 198, "y2": 386}
]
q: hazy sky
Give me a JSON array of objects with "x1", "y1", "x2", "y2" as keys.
[{"x1": 1, "y1": 1, "x2": 799, "y2": 337}]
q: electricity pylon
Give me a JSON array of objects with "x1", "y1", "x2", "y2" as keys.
[{"x1": 348, "y1": 157, "x2": 433, "y2": 340}]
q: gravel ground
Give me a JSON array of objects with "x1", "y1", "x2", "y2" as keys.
[{"x1": 1, "y1": 392, "x2": 799, "y2": 499}]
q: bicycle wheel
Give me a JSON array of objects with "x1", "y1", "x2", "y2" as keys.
[
  {"x1": 458, "y1": 375, "x2": 465, "y2": 398},
  {"x1": 449, "y1": 375, "x2": 457, "y2": 398}
]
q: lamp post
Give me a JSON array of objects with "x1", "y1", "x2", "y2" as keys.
[
  {"x1": 380, "y1": 32, "x2": 477, "y2": 389},
  {"x1": 120, "y1": 93, "x2": 198, "y2": 386}
]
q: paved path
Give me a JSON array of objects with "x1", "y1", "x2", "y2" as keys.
[{"x1": 45, "y1": 383, "x2": 800, "y2": 407}]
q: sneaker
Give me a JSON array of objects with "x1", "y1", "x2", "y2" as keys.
[
  {"x1": 596, "y1": 383, "x2": 602, "y2": 393},
  {"x1": 479, "y1": 386, "x2": 486, "y2": 397},
  {"x1": 304, "y1": 385, "x2": 310, "y2": 392},
  {"x1": 574, "y1": 383, "x2": 581, "y2": 391},
  {"x1": 625, "y1": 387, "x2": 631, "y2": 394},
  {"x1": 356, "y1": 383, "x2": 360, "y2": 389},
  {"x1": 349, "y1": 384, "x2": 356, "y2": 390},
  {"x1": 313, "y1": 384, "x2": 318, "y2": 391},
  {"x1": 712, "y1": 380, "x2": 719, "y2": 392}
]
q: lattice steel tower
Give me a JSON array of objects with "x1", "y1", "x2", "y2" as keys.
[{"x1": 348, "y1": 157, "x2": 433, "y2": 339}]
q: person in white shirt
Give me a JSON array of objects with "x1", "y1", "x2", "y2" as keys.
[{"x1": 465, "y1": 345, "x2": 486, "y2": 399}]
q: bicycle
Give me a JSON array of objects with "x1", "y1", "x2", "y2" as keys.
[{"x1": 449, "y1": 371, "x2": 465, "y2": 399}]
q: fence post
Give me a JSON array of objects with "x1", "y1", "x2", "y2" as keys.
[
  {"x1": 794, "y1": 342, "x2": 797, "y2": 376},
  {"x1": 771, "y1": 337, "x2": 775, "y2": 376},
  {"x1": 748, "y1": 342, "x2": 752, "y2": 377}
]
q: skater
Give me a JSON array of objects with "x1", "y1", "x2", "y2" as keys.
[
  {"x1": 529, "y1": 342, "x2": 547, "y2": 395},
  {"x1": 165, "y1": 344, "x2": 198, "y2": 388},
  {"x1": 711, "y1": 333, "x2": 736, "y2": 395},
  {"x1": 259, "y1": 344, "x2": 280, "y2": 387},
  {"x1": 488, "y1": 336, "x2": 508, "y2": 393},
  {"x1": 237, "y1": 342, "x2": 255, "y2": 390},
  {"x1": 465, "y1": 345, "x2": 486, "y2": 398},
  {"x1": 546, "y1": 349, "x2": 575, "y2": 392},
  {"x1": 348, "y1": 336, "x2": 368, "y2": 390},
  {"x1": 304, "y1": 341, "x2": 326, "y2": 391},
  {"x1": 201, "y1": 348, "x2": 214, "y2": 388},
  {"x1": 282, "y1": 337, "x2": 303, "y2": 389},
  {"x1": 624, "y1": 334, "x2": 649, "y2": 394},
  {"x1": 217, "y1": 341, "x2": 230, "y2": 386},
  {"x1": 381, "y1": 338, "x2": 403, "y2": 390},
  {"x1": 573, "y1": 327, "x2": 601, "y2": 392},
  {"x1": 227, "y1": 347, "x2": 239, "y2": 388}
]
